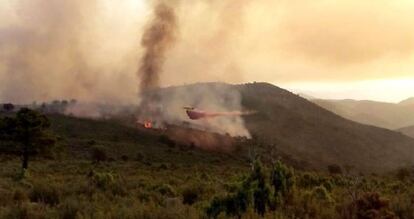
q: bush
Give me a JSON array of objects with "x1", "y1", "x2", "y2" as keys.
[
  {"x1": 159, "y1": 135, "x2": 176, "y2": 148},
  {"x1": 396, "y1": 167, "x2": 413, "y2": 181},
  {"x1": 206, "y1": 196, "x2": 225, "y2": 218},
  {"x1": 182, "y1": 184, "x2": 204, "y2": 205},
  {"x1": 157, "y1": 163, "x2": 168, "y2": 170},
  {"x1": 29, "y1": 182, "x2": 60, "y2": 206},
  {"x1": 121, "y1": 155, "x2": 129, "y2": 161},
  {"x1": 311, "y1": 185, "x2": 332, "y2": 202},
  {"x1": 347, "y1": 192, "x2": 396, "y2": 219},
  {"x1": 271, "y1": 160, "x2": 295, "y2": 199},
  {"x1": 0, "y1": 188, "x2": 12, "y2": 206},
  {"x1": 90, "y1": 146, "x2": 108, "y2": 163},
  {"x1": 136, "y1": 152, "x2": 145, "y2": 161},
  {"x1": 154, "y1": 184, "x2": 176, "y2": 197},
  {"x1": 4, "y1": 202, "x2": 47, "y2": 219},
  {"x1": 110, "y1": 180, "x2": 128, "y2": 197},
  {"x1": 13, "y1": 189, "x2": 28, "y2": 203},
  {"x1": 206, "y1": 189, "x2": 250, "y2": 218},
  {"x1": 91, "y1": 172, "x2": 115, "y2": 190},
  {"x1": 59, "y1": 197, "x2": 80, "y2": 219},
  {"x1": 3, "y1": 103, "x2": 15, "y2": 112},
  {"x1": 327, "y1": 164, "x2": 343, "y2": 175}
]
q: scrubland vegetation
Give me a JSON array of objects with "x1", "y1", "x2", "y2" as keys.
[
  {"x1": 0, "y1": 154, "x2": 413, "y2": 218},
  {"x1": 1, "y1": 107, "x2": 414, "y2": 218}
]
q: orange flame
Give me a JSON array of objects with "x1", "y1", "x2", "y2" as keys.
[{"x1": 144, "y1": 121, "x2": 152, "y2": 129}]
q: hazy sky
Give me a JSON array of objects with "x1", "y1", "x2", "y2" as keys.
[{"x1": 0, "y1": 0, "x2": 413, "y2": 103}]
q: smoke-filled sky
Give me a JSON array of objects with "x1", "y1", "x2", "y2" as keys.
[{"x1": 0, "y1": 0, "x2": 413, "y2": 103}]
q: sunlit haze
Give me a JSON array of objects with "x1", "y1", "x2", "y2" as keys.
[
  {"x1": 0, "y1": 0, "x2": 413, "y2": 103},
  {"x1": 283, "y1": 78, "x2": 414, "y2": 103}
]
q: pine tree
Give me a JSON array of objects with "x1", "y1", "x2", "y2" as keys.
[{"x1": 0, "y1": 108, "x2": 56, "y2": 170}]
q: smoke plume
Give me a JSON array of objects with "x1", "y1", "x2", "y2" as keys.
[
  {"x1": 0, "y1": 0, "x2": 140, "y2": 104},
  {"x1": 136, "y1": 1, "x2": 251, "y2": 140},
  {"x1": 138, "y1": 1, "x2": 177, "y2": 92},
  {"x1": 155, "y1": 83, "x2": 251, "y2": 137},
  {"x1": 1, "y1": 0, "x2": 414, "y2": 106}
]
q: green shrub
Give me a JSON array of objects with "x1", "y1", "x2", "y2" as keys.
[
  {"x1": 271, "y1": 160, "x2": 295, "y2": 199},
  {"x1": 90, "y1": 146, "x2": 108, "y2": 163},
  {"x1": 159, "y1": 135, "x2": 176, "y2": 148},
  {"x1": 396, "y1": 167, "x2": 413, "y2": 181},
  {"x1": 206, "y1": 196, "x2": 225, "y2": 218},
  {"x1": 137, "y1": 190, "x2": 151, "y2": 202},
  {"x1": 390, "y1": 192, "x2": 414, "y2": 219},
  {"x1": 121, "y1": 155, "x2": 129, "y2": 161},
  {"x1": 322, "y1": 180, "x2": 333, "y2": 192},
  {"x1": 13, "y1": 188, "x2": 28, "y2": 203},
  {"x1": 154, "y1": 184, "x2": 176, "y2": 197},
  {"x1": 158, "y1": 163, "x2": 168, "y2": 170},
  {"x1": 206, "y1": 189, "x2": 250, "y2": 218},
  {"x1": 311, "y1": 185, "x2": 332, "y2": 202},
  {"x1": 59, "y1": 197, "x2": 81, "y2": 219},
  {"x1": 110, "y1": 180, "x2": 128, "y2": 197},
  {"x1": 136, "y1": 152, "x2": 145, "y2": 161},
  {"x1": 29, "y1": 182, "x2": 60, "y2": 206},
  {"x1": 91, "y1": 172, "x2": 115, "y2": 190},
  {"x1": 87, "y1": 140, "x2": 96, "y2": 145},
  {"x1": 4, "y1": 202, "x2": 47, "y2": 219},
  {"x1": 14, "y1": 168, "x2": 30, "y2": 181},
  {"x1": 327, "y1": 164, "x2": 343, "y2": 175},
  {"x1": 0, "y1": 188, "x2": 12, "y2": 206},
  {"x1": 347, "y1": 192, "x2": 396, "y2": 219},
  {"x1": 182, "y1": 184, "x2": 204, "y2": 205}
]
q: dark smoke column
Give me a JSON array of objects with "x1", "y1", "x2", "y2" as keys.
[
  {"x1": 138, "y1": 2, "x2": 177, "y2": 92},
  {"x1": 136, "y1": 1, "x2": 178, "y2": 128}
]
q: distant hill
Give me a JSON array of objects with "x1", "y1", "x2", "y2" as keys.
[
  {"x1": 312, "y1": 98, "x2": 414, "y2": 129},
  {"x1": 399, "y1": 97, "x2": 414, "y2": 106},
  {"x1": 398, "y1": 125, "x2": 414, "y2": 138}
]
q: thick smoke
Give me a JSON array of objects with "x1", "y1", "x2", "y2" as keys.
[
  {"x1": 0, "y1": 1, "x2": 92, "y2": 103},
  {"x1": 0, "y1": 0, "x2": 140, "y2": 105},
  {"x1": 161, "y1": 0, "x2": 251, "y2": 85},
  {"x1": 7, "y1": 0, "x2": 411, "y2": 136},
  {"x1": 155, "y1": 83, "x2": 251, "y2": 138},
  {"x1": 136, "y1": 1, "x2": 178, "y2": 128},
  {"x1": 136, "y1": 1, "x2": 251, "y2": 139},
  {"x1": 138, "y1": 1, "x2": 177, "y2": 92},
  {"x1": 1, "y1": 0, "x2": 414, "y2": 106}
]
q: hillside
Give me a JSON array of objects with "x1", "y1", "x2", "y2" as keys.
[
  {"x1": 138, "y1": 82, "x2": 414, "y2": 173},
  {"x1": 312, "y1": 98, "x2": 414, "y2": 129},
  {"x1": 5, "y1": 83, "x2": 414, "y2": 173},
  {"x1": 3, "y1": 83, "x2": 414, "y2": 218},
  {"x1": 234, "y1": 83, "x2": 414, "y2": 173},
  {"x1": 47, "y1": 114, "x2": 244, "y2": 166},
  {"x1": 398, "y1": 125, "x2": 414, "y2": 138}
]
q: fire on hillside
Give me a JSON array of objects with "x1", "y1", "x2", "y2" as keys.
[{"x1": 136, "y1": 119, "x2": 246, "y2": 152}]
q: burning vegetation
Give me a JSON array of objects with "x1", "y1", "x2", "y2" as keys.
[{"x1": 143, "y1": 120, "x2": 153, "y2": 129}]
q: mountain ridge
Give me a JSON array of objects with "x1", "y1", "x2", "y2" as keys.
[
  {"x1": 398, "y1": 125, "x2": 414, "y2": 138},
  {"x1": 312, "y1": 98, "x2": 414, "y2": 129},
  {"x1": 399, "y1": 97, "x2": 414, "y2": 106}
]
